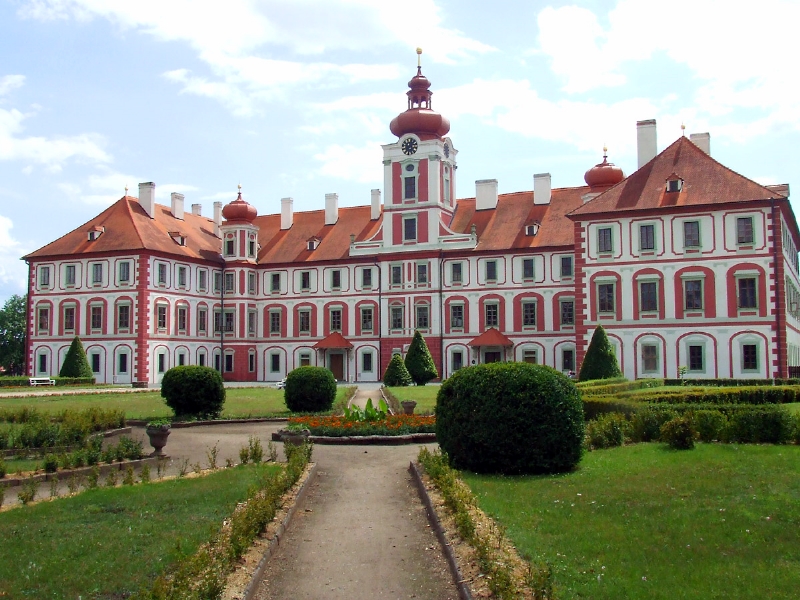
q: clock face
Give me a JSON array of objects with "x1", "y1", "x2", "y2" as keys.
[
  {"x1": 401, "y1": 137, "x2": 418, "y2": 155},
  {"x1": 443, "y1": 142, "x2": 450, "y2": 158}
]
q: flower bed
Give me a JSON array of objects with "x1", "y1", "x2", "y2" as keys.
[{"x1": 288, "y1": 414, "x2": 435, "y2": 437}]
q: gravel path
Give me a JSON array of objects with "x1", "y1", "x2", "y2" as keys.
[{"x1": 252, "y1": 443, "x2": 458, "y2": 600}]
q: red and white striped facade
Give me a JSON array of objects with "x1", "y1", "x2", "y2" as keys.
[{"x1": 24, "y1": 67, "x2": 800, "y2": 384}]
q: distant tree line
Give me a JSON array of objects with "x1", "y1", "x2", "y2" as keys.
[{"x1": 0, "y1": 294, "x2": 27, "y2": 375}]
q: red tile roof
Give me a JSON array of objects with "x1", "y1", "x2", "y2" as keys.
[
  {"x1": 449, "y1": 187, "x2": 587, "y2": 251},
  {"x1": 468, "y1": 328, "x2": 513, "y2": 347},
  {"x1": 313, "y1": 331, "x2": 354, "y2": 349},
  {"x1": 255, "y1": 206, "x2": 381, "y2": 265},
  {"x1": 24, "y1": 197, "x2": 222, "y2": 262},
  {"x1": 569, "y1": 136, "x2": 787, "y2": 218}
]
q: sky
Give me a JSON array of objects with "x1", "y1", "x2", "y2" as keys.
[{"x1": 1, "y1": 0, "x2": 799, "y2": 303}]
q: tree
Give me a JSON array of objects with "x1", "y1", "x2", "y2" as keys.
[
  {"x1": 284, "y1": 366, "x2": 337, "y2": 412},
  {"x1": 60, "y1": 336, "x2": 94, "y2": 378},
  {"x1": 578, "y1": 325, "x2": 622, "y2": 381},
  {"x1": 162, "y1": 365, "x2": 226, "y2": 419},
  {"x1": 404, "y1": 330, "x2": 438, "y2": 386},
  {"x1": 383, "y1": 353, "x2": 413, "y2": 386},
  {"x1": 0, "y1": 294, "x2": 27, "y2": 375}
]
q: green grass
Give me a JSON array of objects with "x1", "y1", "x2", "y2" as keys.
[
  {"x1": 386, "y1": 385, "x2": 439, "y2": 414},
  {"x1": 0, "y1": 386, "x2": 353, "y2": 420},
  {"x1": 786, "y1": 402, "x2": 800, "y2": 415},
  {"x1": 1, "y1": 456, "x2": 42, "y2": 473},
  {"x1": 462, "y1": 443, "x2": 800, "y2": 600},
  {"x1": 0, "y1": 463, "x2": 281, "y2": 598}
]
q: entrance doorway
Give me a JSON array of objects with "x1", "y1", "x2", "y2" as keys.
[
  {"x1": 484, "y1": 350, "x2": 502, "y2": 363},
  {"x1": 329, "y1": 353, "x2": 344, "y2": 381}
]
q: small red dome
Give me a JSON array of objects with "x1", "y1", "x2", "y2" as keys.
[
  {"x1": 584, "y1": 151, "x2": 624, "y2": 189},
  {"x1": 390, "y1": 64, "x2": 450, "y2": 141},
  {"x1": 222, "y1": 190, "x2": 257, "y2": 223}
]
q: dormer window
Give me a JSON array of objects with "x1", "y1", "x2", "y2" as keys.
[
  {"x1": 307, "y1": 237, "x2": 321, "y2": 251},
  {"x1": 666, "y1": 175, "x2": 683, "y2": 193},
  {"x1": 169, "y1": 231, "x2": 187, "y2": 246},
  {"x1": 88, "y1": 226, "x2": 104, "y2": 241},
  {"x1": 525, "y1": 222, "x2": 541, "y2": 236}
]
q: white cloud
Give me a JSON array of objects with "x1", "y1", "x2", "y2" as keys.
[
  {"x1": 0, "y1": 215, "x2": 29, "y2": 299},
  {"x1": 0, "y1": 75, "x2": 111, "y2": 170},
  {"x1": 534, "y1": 0, "x2": 800, "y2": 138},
  {"x1": 0, "y1": 75, "x2": 26, "y2": 97},
  {"x1": 314, "y1": 141, "x2": 383, "y2": 184},
  {"x1": 57, "y1": 170, "x2": 201, "y2": 206},
  {"x1": 19, "y1": 0, "x2": 493, "y2": 115}
]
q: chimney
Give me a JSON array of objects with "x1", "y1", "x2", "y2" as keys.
[
  {"x1": 475, "y1": 179, "x2": 498, "y2": 210},
  {"x1": 371, "y1": 189, "x2": 381, "y2": 220},
  {"x1": 689, "y1": 132, "x2": 711, "y2": 155},
  {"x1": 325, "y1": 193, "x2": 339, "y2": 225},
  {"x1": 637, "y1": 119, "x2": 657, "y2": 169},
  {"x1": 533, "y1": 173, "x2": 551, "y2": 205},
  {"x1": 213, "y1": 201, "x2": 222, "y2": 238},
  {"x1": 138, "y1": 182, "x2": 156, "y2": 219},
  {"x1": 170, "y1": 192, "x2": 184, "y2": 220},
  {"x1": 191, "y1": 203, "x2": 202, "y2": 216},
  {"x1": 281, "y1": 197, "x2": 294, "y2": 230}
]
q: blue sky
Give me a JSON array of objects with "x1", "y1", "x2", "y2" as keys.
[{"x1": 1, "y1": 0, "x2": 799, "y2": 302}]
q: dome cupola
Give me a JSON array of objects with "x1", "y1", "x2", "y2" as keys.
[
  {"x1": 222, "y1": 185, "x2": 257, "y2": 223},
  {"x1": 584, "y1": 148, "x2": 625, "y2": 190},
  {"x1": 389, "y1": 49, "x2": 450, "y2": 141}
]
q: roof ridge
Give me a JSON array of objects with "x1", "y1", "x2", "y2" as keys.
[{"x1": 123, "y1": 196, "x2": 148, "y2": 248}]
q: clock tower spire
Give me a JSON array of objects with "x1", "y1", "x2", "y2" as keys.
[{"x1": 380, "y1": 50, "x2": 458, "y2": 250}]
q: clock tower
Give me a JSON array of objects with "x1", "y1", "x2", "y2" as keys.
[{"x1": 381, "y1": 49, "x2": 458, "y2": 249}]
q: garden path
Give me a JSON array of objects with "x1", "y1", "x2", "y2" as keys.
[{"x1": 347, "y1": 382, "x2": 384, "y2": 410}]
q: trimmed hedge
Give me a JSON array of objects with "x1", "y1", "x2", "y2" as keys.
[
  {"x1": 284, "y1": 366, "x2": 336, "y2": 413},
  {"x1": 59, "y1": 336, "x2": 94, "y2": 378},
  {"x1": 638, "y1": 386, "x2": 800, "y2": 405},
  {"x1": 578, "y1": 379, "x2": 663, "y2": 397},
  {"x1": 582, "y1": 396, "x2": 641, "y2": 420},
  {"x1": 0, "y1": 376, "x2": 95, "y2": 388},
  {"x1": 575, "y1": 376, "x2": 628, "y2": 388},
  {"x1": 404, "y1": 330, "x2": 438, "y2": 386},
  {"x1": 436, "y1": 363, "x2": 584, "y2": 474},
  {"x1": 161, "y1": 366, "x2": 225, "y2": 420},
  {"x1": 0, "y1": 407, "x2": 125, "y2": 450},
  {"x1": 664, "y1": 378, "x2": 800, "y2": 387}
]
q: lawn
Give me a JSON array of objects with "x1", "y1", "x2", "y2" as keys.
[
  {"x1": 462, "y1": 443, "x2": 800, "y2": 600},
  {"x1": 0, "y1": 463, "x2": 281, "y2": 598},
  {"x1": 0, "y1": 386, "x2": 354, "y2": 420},
  {"x1": 386, "y1": 385, "x2": 439, "y2": 414}
]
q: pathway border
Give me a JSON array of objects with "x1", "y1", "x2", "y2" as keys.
[
  {"x1": 234, "y1": 462, "x2": 319, "y2": 600},
  {"x1": 409, "y1": 460, "x2": 473, "y2": 600}
]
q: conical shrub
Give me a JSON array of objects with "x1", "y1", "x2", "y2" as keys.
[
  {"x1": 578, "y1": 325, "x2": 622, "y2": 382},
  {"x1": 383, "y1": 353, "x2": 412, "y2": 386},
  {"x1": 404, "y1": 330, "x2": 438, "y2": 386},
  {"x1": 59, "y1": 336, "x2": 93, "y2": 378}
]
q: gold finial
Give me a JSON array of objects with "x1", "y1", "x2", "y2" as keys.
[
  {"x1": 416, "y1": 47, "x2": 422, "y2": 67},
  {"x1": 124, "y1": 184, "x2": 128, "y2": 196},
  {"x1": 681, "y1": 122, "x2": 686, "y2": 136},
  {"x1": 237, "y1": 183, "x2": 242, "y2": 191}
]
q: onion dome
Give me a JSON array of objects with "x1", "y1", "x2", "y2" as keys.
[
  {"x1": 389, "y1": 49, "x2": 450, "y2": 141},
  {"x1": 222, "y1": 186, "x2": 257, "y2": 223},
  {"x1": 584, "y1": 148, "x2": 625, "y2": 190}
]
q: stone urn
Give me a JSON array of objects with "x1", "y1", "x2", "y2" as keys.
[
  {"x1": 276, "y1": 429, "x2": 311, "y2": 445},
  {"x1": 401, "y1": 401, "x2": 417, "y2": 415},
  {"x1": 145, "y1": 424, "x2": 171, "y2": 456}
]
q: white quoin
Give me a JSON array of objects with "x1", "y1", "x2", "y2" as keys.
[
  {"x1": 534, "y1": 173, "x2": 551, "y2": 205},
  {"x1": 475, "y1": 179, "x2": 498, "y2": 210},
  {"x1": 138, "y1": 182, "x2": 156, "y2": 219}
]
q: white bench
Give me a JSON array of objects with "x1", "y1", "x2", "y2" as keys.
[{"x1": 29, "y1": 377, "x2": 56, "y2": 386}]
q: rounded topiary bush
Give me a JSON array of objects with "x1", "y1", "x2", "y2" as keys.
[
  {"x1": 660, "y1": 416, "x2": 696, "y2": 450},
  {"x1": 284, "y1": 366, "x2": 336, "y2": 413},
  {"x1": 436, "y1": 363, "x2": 585, "y2": 474},
  {"x1": 161, "y1": 365, "x2": 225, "y2": 420}
]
